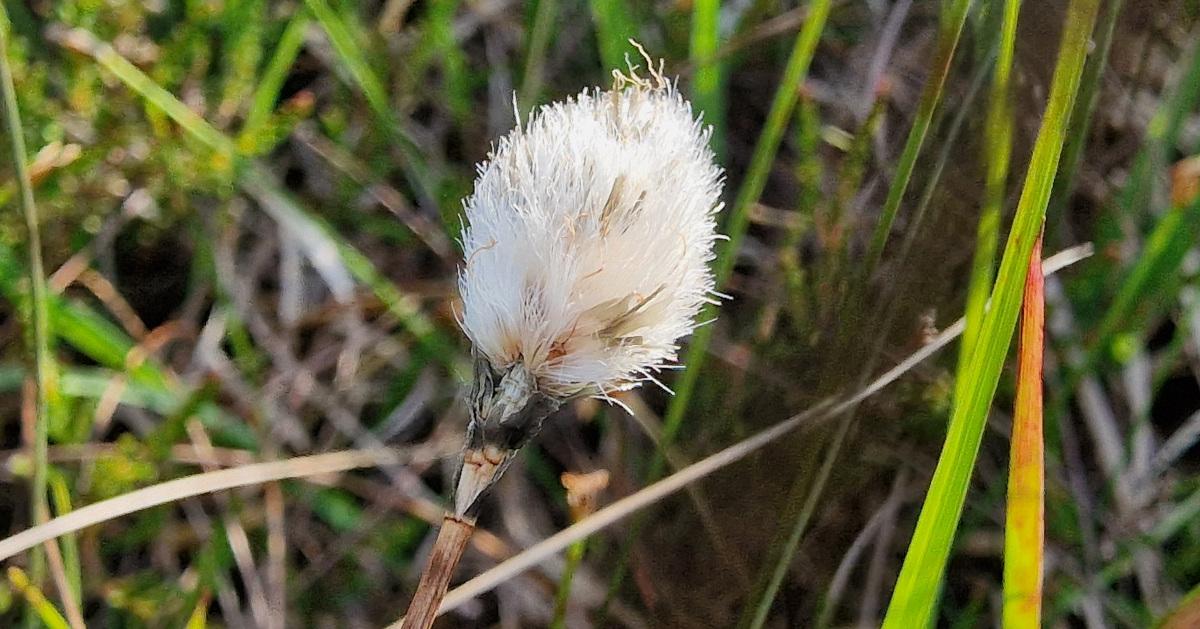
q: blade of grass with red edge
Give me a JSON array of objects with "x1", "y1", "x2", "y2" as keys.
[
  {"x1": 1003, "y1": 231, "x2": 1045, "y2": 629},
  {"x1": 881, "y1": 0, "x2": 1100, "y2": 624}
]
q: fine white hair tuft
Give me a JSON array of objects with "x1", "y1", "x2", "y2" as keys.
[{"x1": 457, "y1": 60, "x2": 725, "y2": 400}]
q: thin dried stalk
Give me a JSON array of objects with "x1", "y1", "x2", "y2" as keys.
[
  {"x1": 0, "y1": 448, "x2": 439, "y2": 562},
  {"x1": 400, "y1": 515, "x2": 476, "y2": 629}
]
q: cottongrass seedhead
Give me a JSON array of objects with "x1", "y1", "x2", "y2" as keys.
[
  {"x1": 403, "y1": 52, "x2": 726, "y2": 629},
  {"x1": 458, "y1": 58, "x2": 725, "y2": 401}
]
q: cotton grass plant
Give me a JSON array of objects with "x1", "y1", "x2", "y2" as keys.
[{"x1": 401, "y1": 48, "x2": 726, "y2": 628}]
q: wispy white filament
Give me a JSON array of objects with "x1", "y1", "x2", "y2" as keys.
[{"x1": 458, "y1": 67, "x2": 724, "y2": 399}]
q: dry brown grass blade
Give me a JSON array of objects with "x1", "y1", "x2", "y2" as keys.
[
  {"x1": 383, "y1": 245, "x2": 1094, "y2": 627},
  {"x1": 0, "y1": 447, "x2": 445, "y2": 563}
]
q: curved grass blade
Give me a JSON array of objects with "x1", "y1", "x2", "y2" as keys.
[
  {"x1": 240, "y1": 11, "x2": 311, "y2": 147},
  {"x1": 882, "y1": 0, "x2": 1101, "y2": 625},
  {"x1": 0, "y1": 448, "x2": 438, "y2": 563},
  {"x1": 6, "y1": 567, "x2": 70, "y2": 629},
  {"x1": 1003, "y1": 233, "x2": 1045, "y2": 628}
]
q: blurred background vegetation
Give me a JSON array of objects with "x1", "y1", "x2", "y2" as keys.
[{"x1": 0, "y1": 0, "x2": 1199, "y2": 627}]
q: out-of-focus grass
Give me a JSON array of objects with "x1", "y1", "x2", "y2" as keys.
[
  {"x1": 6, "y1": 567, "x2": 69, "y2": 629},
  {"x1": 663, "y1": 0, "x2": 832, "y2": 474},
  {"x1": 689, "y1": 0, "x2": 724, "y2": 158},
  {"x1": 240, "y1": 11, "x2": 310, "y2": 149},
  {"x1": 862, "y1": 0, "x2": 970, "y2": 275},
  {"x1": 1047, "y1": 0, "x2": 1123, "y2": 231},
  {"x1": 589, "y1": 0, "x2": 638, "y2": 71},
  {"x1": 740, "y1": 2, "x2": 979, "y2": 624},
  {"x1": 48, "y1": 26, "x2": 464, "y2": 376},
  {"x1": 304, "y1": 0, "x2": 442, "y2": 211}
]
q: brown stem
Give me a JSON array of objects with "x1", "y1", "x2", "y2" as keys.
[{"x1": 401, "y1": 514, "x2": 476, "y2": 629}]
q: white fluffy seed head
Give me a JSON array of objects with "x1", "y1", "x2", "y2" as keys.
[{"x1": 457, "y1": 64, "x2": 725, "y2": 401}]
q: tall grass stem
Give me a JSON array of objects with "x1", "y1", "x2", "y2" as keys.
[{"x1": 0, "y1": 4, "x2": 54, "y2": 586}]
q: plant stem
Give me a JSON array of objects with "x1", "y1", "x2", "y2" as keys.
[
  {"x1": 0, "y1": 3, "x2": 53, "y2": 585},
  {"x1": 400, "y1": 514, "x2": 476, "y2": 629},
  {"x1": 549, "y1": 538, "x2": 587, "y2": 629}
]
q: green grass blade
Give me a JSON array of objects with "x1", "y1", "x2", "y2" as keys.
[
  {"x1": 1158, "y1": 582, "x2": 1200, "y2": 629},
  {"x1": 519, "y1": 0, "x2": 558, "y2": 110},
  {"x1": 882, "y1": 0, "x2": 1101, "y2": 625},
  {"x1": 304, "y1": 0, "x2": 387, "y2": 115},
  {"x1": 1087, "y1": 38, "x2": 1200, "y2": 354},
  {"x1": 889, "y1": 46, "x2": 993, "y2": 275},
  {"x1": 1094, "y1": 189, "x2": 1200, "y2": 356},
  {"x1": 549, "y1": 538, "x2": 587, "y2": 629},
  {"x1": 1002, "y1": 234, "x2": 1045, "y2": 629},
  {"x1": 588, "y1": 0, "x2": 637, "y2": 71},
  {"x1": 53, "y1": 28, "x2": 235, "y2": 154},
  {"x1": 0, "y1": 4, "x2": 55, "y2": 585},
  {"x1": 6, "y1": 567, "x2": 70, "y2": 629},
  {"x1": 217, "y1": 0, "x2": 266, "y2": 124},
  {"x1": 738, "y1": 419, "x2": 851, "y2": 629},
  {"x1": 862, "y1": 0, "x2": 971, "y2": 275},
  {"x1": 1043, "y1": 35, "x2": 1200, "y2": 442},
  {"x1": 957, "y1": 0, "x2": 1020, "y2": 399},
  {"x1": 420, "y1": 0, "x2": 471, "y2": 124},
  {"x1": 241, "y1": 11, "x2": 311, "y2": 145},
  {"x1": 690, "y1": 0, "x2": 724, "y2": 158},
  {"x1": 1047, "y1": 0, "x2": 1123, "y2": 228},
  {"x1": 47, "y1": 470, "x2": 82, "y2": 607}
]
